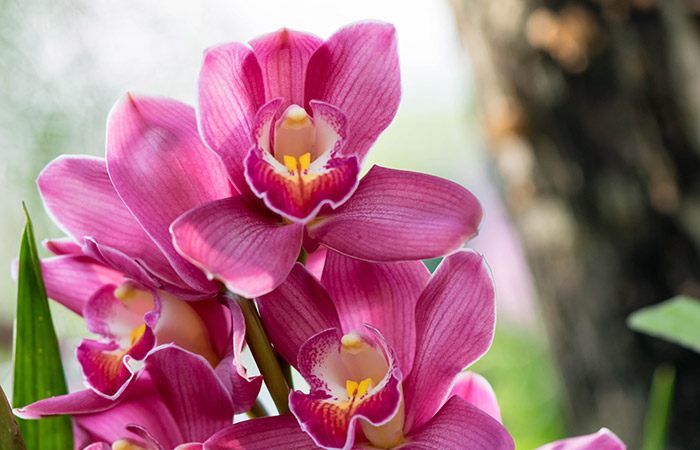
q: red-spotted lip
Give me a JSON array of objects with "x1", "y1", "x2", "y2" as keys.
[
  {"x1": 289, "y1": 326, "x2": 403, "y2": 450},
  {"x1": 244, "y1": 99, "x2": 361, "y2": 224}
]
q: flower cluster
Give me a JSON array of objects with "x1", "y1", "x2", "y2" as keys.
[{"x1": 15, "y1": 21, "x2": 625, "y2": 450}]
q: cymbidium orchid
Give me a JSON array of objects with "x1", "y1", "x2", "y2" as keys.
[
  {"x1": 17, "y1": 345, "x2": 234, "y2": 450},
  {"x1": 212, "y1": 249, "x2": 514, "y2": 450},
  {"x1": 170, "y1": 21, "x2": 484, "y2": 298},
  {"x1": 31, "y1": 93, "x2": 261, "y2": 407}
]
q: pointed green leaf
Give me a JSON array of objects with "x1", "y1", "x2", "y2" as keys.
[
  {"x1": 12, "y1": 204, "x2": 73, "y2": 449},
  {"x1": 0, "y1": 385, "x2": 26, "y2": 450},
  {"x1": 641, "y1": 364, "x2": 675, "y2": 450},
  {"x1": 627, "y1": 296, "x2": 700, "y2": 353}
]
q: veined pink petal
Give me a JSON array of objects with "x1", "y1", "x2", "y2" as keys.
[
  {"x1": 15, "y1": 387, "x2": 130, "y2": 419},
  {"x1": 82, "y1": 238, "x2": 166, "y2": 290},
  {"x1": 400, "y1": 396, "x2": 513, "y2": 450},
  {"x1": 449, "y1": 372, "x2": 502, "y2": 423},
  {"x1": 144, "y1": 345, "x2": 234, "y2": 443},
  {"x1": 305, "y1": 246, "x2": 328, "y2": 280},
  {"x1": 171, "y1": 196, "x2": 303, "y2": 298},
  {"x1": 249, "y1": 28, "x2": 323, "y2": 108},
  {"x1": 223, "y1": 298, "x2": 264, "y2": 414},
  {"x1": 41, "y1": 254, "x2": 123, "y2": 316},
  {"x1": 198, "y1": 41, "x2": 266, "y2": 196},
  {"x1": 308, "y1": 166, "x2": 483, "y2": 262},
  {"x1": 83, "y1": 443, "x2": 111, "y2": 450},
  {"x1": 304, "y1": 21, "x2": 400, "y2": 161},
  {"x1": 534, "y1": 428, "x2": 626, "y2": 450},
  {"x1": 176, "y1": 444, "x2": 205, "y2": 450},
  {"x1": 187, "y1": 299, "x2": 232, "y2": 361},
  {"x1": 74, "y1": 373, "x2": 183, "y2": 449},
  {"x1": 403, "y1": 251, "x2": 496, "y2": 433},
  {"x1": 125, "y1": 424, "x2": 166, "y2": 450},
  {"x1": 321, "y1": 250, "x2": 430, "y2": 376},
  {"x1": 290, "y1": 327, "x2": 403, "y2": 450},
  {"x1": 106, "y1": 94, "x2": 235, "y2": 294},
  {"x1": 36, "y1": 156, "x2": 178, "y2": 284},
  {"x1": 43, "y1": 237, "x2": 82, "y2": 255},
  {"x1": 203, "y1": 415, "x2": 317, "y2": 450},
  {"x1": 258, "y1": 263, "x2": 341, "y2": 367}
]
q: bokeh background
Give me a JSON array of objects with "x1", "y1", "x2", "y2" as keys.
[{"x1": 2, "y1": 0, "x2": 698, "y2": 448}]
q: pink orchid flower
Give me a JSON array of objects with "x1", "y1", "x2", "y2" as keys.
[
  {"x1": 198, "y1": 250, "x2": 512, "y2": 449},
  {"x1": 33, "y1": 94, "x2": 260, "y2": 406},
  {"x1": 170, "y1": 21, "x2": 483, "y2": 298},
  {"x1": 17, "y1": 345, "x2": 235, "y2": 450}
]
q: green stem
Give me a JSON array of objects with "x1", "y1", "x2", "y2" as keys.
[
  {"x1": 246, "y1": 399, "x2": 269, "y2": 419},
  {"x1": 297, "y1": 247, "x2": 308, "y2": 265},
  {"x1": 278, "y1": 353, "x2": 294, "y2": 391},
  {"x1": 234, "y1": 295, "x2": 291, "y2": 415}
]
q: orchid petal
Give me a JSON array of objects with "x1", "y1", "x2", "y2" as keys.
[
  {"x1": 308, "y1": 166, "x2": 483, "y2": 262},
  {"x1": 171, "y1": 196, "x2": 303, "y2": 298},
  {"x1": 187, "y1": 299, "x2": 232, "y2": 361},
  {"x1": 321, "y1": 250, "x2": 430, "y2": 375},
  {"x1": 198, "y1": 41, "x2": 265, "y2": 195},
  {"x1": 76, "y1": 332, "x2": 154, "y2": 400},
  {"x1": 15, "y1": 387, "x2": 127, "y2": 420},
  {"x1": 82, "y1": 237, "x2": 167, "y2": 290},
  {"x1": 534, "y1": 428, "x2": 626, "y2": 450},
  {"x1": 249, "y1": 28, "x2": 323, "y2": 108},
  {"x1": 290, "y1": 327, "x2": 403, "y2": 450},
  {"x1": 83, "y1": 443, "x2": 111, "y2": 450},
  {"x1": 36, "y1": 156, "x2": 177, "y2": 284},
  {"x1": 224, "y1": 297, "x2": 264, "y2": 414},
  {"x1": 43, "y1": 237, "x2": 82, "y2": 255},
  {"x1": 125, "y1": 424, "x2": 165, "y2": 450},
  {"x1": 41, "y1": 254, "x2": 123, "y2": 316},
  {"x1": 203, "y1": 415, "x2": 317, "y2": 450},
  {"x1": 144, "y1": 345, "x2": 234, "y2": 443},
  {"x1": 106, "y1": 94, "x2": 234, "y2": 294},
  {"x1": 74, "y1": 374, "x2": 183, "y2": 449},
  {"x1": 403, "y1": 250, "x2": 495, "y2": 433},
  {"x1": 449, "y1": 372, "x2": 502, "y2": 423},
  {"x1": 305, "y1": 21, "x2": 400, "y2": 161},
  {"x1": 400, "y1": 396, "x2": 513, "y2": 450},
  {"x1": 305, "y1": 246, "x2": 327, "y2": 280},
  {"x1": 258, "y1": 263, "x2": 340, "y2": 367}
]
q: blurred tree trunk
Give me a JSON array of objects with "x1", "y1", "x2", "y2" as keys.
[{"x1": 449, "y1": 0, "x2": 700, "y2": 448}]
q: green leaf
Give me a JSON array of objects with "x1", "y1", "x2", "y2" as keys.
[
  {"x1": 0, "y1": 385, "x2": 26, "y2": 450},
  {"x1": 12, "y1": 204, "x2": 73, "y2": 449},
  {"x1": 627, "y1": 295, "x2": 700, "y2": 353},
  {"x1": 641, "y1": 364, "x2": 675, "y2": 450}
]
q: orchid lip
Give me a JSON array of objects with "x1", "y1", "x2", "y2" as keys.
[{"x1": 243, "y1": 98, "x2": 361, "y2": 224}]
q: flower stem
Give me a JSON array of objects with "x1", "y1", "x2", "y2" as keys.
[
  {"x1": 296, "y1": 247, "x2": 308, "y2": 265},
  {"x1": 246, "y1": 399, "x2": 269, "y2": 419},
  {"x1": 234, "y1": 295, "x2": 291, "y2": 415}
]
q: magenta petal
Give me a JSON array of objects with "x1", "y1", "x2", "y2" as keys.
[
  {"x1": 14, "y1": 388, "x2": 128, "y2": 419},
  {"x1": 41, "y1": 255, "x2": 123, "y2": 316},
  {"x1": 106, "y1": 94, "x2": 233, "y2": 293},
  {"x1": 224, "y1": 298, "x2": 264, "y2": 414},
  {"x1": 258, "y1": 263, "x2": 341, "y2": 367},
  {"x1": 203, "y1": 415, "x2": 317, "y2": 450},
  {"x1": 305, "y1": 21, "x2": 400, "y2": 161},
  {"x1": 321, "y1": 250, "x2": 430, "y2": 375},
  {"x1": 401, "y1": 396, "x2": 513, "y2": 450},
  {"x1": 198, "y1": 41, "x2": 266, "y2": 195},
  {"x1": 308, "y1": 166, "x2": 483, "y2": 262},
  {"x1": 74, "y1": 373, "x2": 183, "y2": 448},
  {"x1": 37, "y1": 156, "x2": 177, "y2": 284},
  {"x1": 403, "y1": 250, "x2": 495, "y2": 433},
  {"x1": 144, "y1": 345, "x2": 234, "y2": 443},
  {"x1": 83, "y1": 443, "x2": 111, "y2": 450},
  {"x1": 44, "y1": 237, "x2": 82, "y2": 255},
  {"x1": 534, "y1": 429, "x2": 626, "y2": 450},
  {"x1": 171, "y1": 196, "x2": 303, "y2": 297},
  {"x1": 449, "y1": 372, "x2": 502, "y2": 423},
  {"x1": 250, "y1": 28, "x2": 323, "y2": 108}
]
